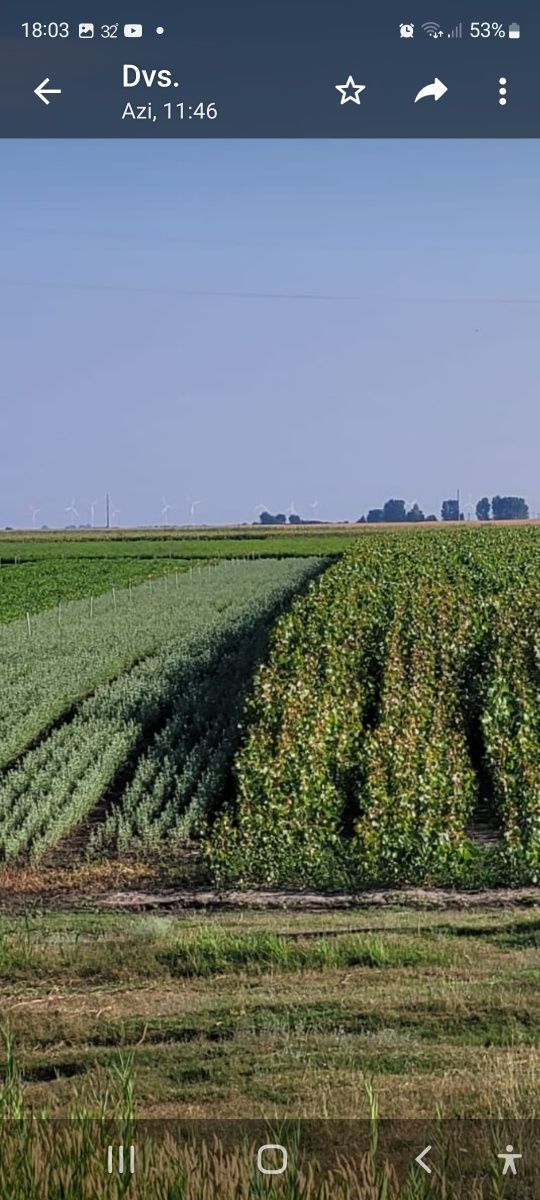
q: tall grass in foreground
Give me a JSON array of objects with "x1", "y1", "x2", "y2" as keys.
[
  {"x1": 161, "y1": 929, "x2": 452, "y2": 976},
  {"x1": 0, "y1": 1036, "x2": 534, "y2": 1199}
]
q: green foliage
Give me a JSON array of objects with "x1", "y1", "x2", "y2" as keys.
[
  {"x1": 356, "y1": 584, "x2": 478, "y2": 882},
  {"x1": 210, "y1": 526, "x2": 540, "y2": 887},
  {"x1": 441, "y1": 499, "x2": 460, "y2": 522},
  {"x1": 4, "y1": 524, "x2": 540, "y2": 885},
  {"x1": 491, "y1": 495, "x2": 529, "y2": 521},
  {"x1": 89, "y1": 606, "x2": 294, "y2": 859},
  {"x1": 481, "y1": 596, "x2": 540, "y2": 882},
  {"x1": 0, "y1": 532, "x2": 352, "y2": 562},
  {"x1": 0, "y1": 559, "x2": 323, "y2": 862},
  {"x1": 0, "y1": 560, "x2": 186, "y2": 624},
  {"x1": 162, "y1": 928, "x2": 450, "y2": 977},
  {"x1": 382, "y1": 499, "x2": 407, "y2": 523}
]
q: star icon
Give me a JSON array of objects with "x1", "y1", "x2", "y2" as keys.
[{"x1": 335, "y1": 75, "x2": 366, "y2": 105}]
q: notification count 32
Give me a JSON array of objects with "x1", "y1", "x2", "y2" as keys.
[{"x1": 122, "y1": 64, "x2": 218, "y2": 123}]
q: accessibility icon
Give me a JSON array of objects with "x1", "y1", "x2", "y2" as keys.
[{"x1": 497, "y1": 1145, "x2": 522, "y2": 1176}]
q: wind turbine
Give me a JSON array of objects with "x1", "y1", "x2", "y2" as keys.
[
  {"x1": 65, "y1": 498, "x2": 79, "y2": 525},
  {"x1": 161, "y1": 497, "x2": 174, "y2": 525},
  {"x1": 89, "y1": 500, "x2": 98, "y2": 528},
  {"x1": 254, "y1": 502, "x2": 268, "y2": 521},
  {"x1": 111, "y1": 505, "x2": 121, "y2": 526},
  {"x1": 308, "y1": 500, "x2": 319, "y2": 519},
  {"x1": 460, "y1": 495, "x2": 475, "y2": 522},
  {"x1": 187, "y1": 497, "x2": 202, "y2": 523},
  {"x1": 29, "y1": 504, "x2": 40, "y2": 528},
  {"x1": 286, "y1": 500, "x2": 297, "y2": 522}
]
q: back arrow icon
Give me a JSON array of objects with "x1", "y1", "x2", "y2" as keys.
[
  {"x1": 415, "y1": 1146, "x2": 432, "y2": 1174},
  {"x1": 414, "y1": 78, "x2": 448, "y2": 103},
  {"x1": 34, "y1": 78, "x2": 62, "y2": 105}
]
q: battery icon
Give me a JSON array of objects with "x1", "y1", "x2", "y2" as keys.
[{"x1": 508, "y1": 23, "x2": 520, "y2": 38}]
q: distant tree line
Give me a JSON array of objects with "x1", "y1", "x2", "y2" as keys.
[
  {"x1": 358, "y1": 495, "x2": 529, "y2": 524},
  {"x1": 258, "y1": 495, "x2": 530, "y2": 526},
  {"x1": 258, "y1": 510, "x2": 319, "y2": 526},
  {"x1": 475, "y1": 496, "x2": 529, "y2": 521},
  {"x1": 358, "y1": 500, "x2": 438, "y2": 525}
]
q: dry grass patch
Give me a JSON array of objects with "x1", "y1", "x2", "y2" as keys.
[{"x1": 0, "y1": 904, "x2": 538, "y2": 1119}]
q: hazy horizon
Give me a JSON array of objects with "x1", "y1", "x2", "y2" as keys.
[
  {"x1": 1, "y1": 139, "x2": 539, "y2": 527},
  {"x1": 5, "y1": 498, "x2": 536, "y2": 533}
]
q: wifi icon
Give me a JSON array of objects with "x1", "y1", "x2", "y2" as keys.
[{"x1": 422, "y1": 21, "x2": 443, "y2": 37}]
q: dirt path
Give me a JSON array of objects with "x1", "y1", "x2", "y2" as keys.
[{"x1": 0, "y1": 884, "x2": 538, "y2": 914}]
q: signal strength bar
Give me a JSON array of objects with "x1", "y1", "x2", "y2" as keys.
[{"x1": 447, "y1": 22, "x2": 463, "y2": 38}]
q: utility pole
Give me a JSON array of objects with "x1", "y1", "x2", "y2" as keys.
[
  {"x1": 106, "y1": 492, "x2": 110, "y2": 531},
  {"x1": 457, "y1": 488, "x2": 461, "y2": 521}
]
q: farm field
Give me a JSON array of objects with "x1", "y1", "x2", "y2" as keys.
[
  {"x1": 0, "y1": 558, "x2": 191, "y2": 624},
  {"x1": 0, "y1": 530, "x2": 350, "y2": 565},
  {"x1": 213, "y1": 524, "x2": 540, "y2": 889},
  {"x1": 0, "y1": 530, "x2": 343, "y2": 628},
  {"x1": 0, "y1": 526, "x2": 539, "y2": 1163},
  {"x1": 1, "y1": 524, "x2": 540, "y2": 884},
  {"x1": 0, "y1": 528, "x2": 343, "y2": 622},
  {"x1": 0, "y1": 556, "x2": 323, "y2": 863},
  {"x1": 1, "y1": 521, "x2": 540, "y2": 1145}
]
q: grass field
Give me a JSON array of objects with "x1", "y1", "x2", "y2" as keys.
[{"x1": 2, "y1": 902, "x2": 538, "y2": 1120}]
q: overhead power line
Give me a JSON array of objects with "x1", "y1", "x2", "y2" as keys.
[{"x1": 0, "y1": 278, "x2": 539, "y2": 304}]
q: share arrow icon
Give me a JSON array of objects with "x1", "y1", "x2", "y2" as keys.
[
  {"x1": 414, "y1": 78, "x2": 448, "y2": 102},
  {"x1": 415, "y1": 1146, "x2": 433, "y2": 1174}
]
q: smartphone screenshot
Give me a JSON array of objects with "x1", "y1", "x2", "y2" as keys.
[{"x1": 0, "y1": 1, "x2": 538, "y2": 1195}]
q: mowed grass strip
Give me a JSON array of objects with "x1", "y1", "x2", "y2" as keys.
[
  {"x1": 1, "y1": 905, "x2": 539, "y2": 1121},
  {"x1": 0, "y1": 907, "x2": 535, "y2": 1123}
]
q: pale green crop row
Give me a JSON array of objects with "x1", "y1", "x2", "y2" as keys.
[
  {"x1": 0, "y1": 558, "x2": 323, "y2": 861},
  {"x1": 0, "y1": 559, "x2": 319, "y2": 770},
  {"x1": 89, "y1": 619, "x2": 264, "y2": 858}
]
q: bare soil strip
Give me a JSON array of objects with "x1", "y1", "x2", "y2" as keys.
[{"x1": 0, "y1": 883, "x2": 538, "y2": 914}]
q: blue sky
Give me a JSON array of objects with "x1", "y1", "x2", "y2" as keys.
[{"x1": 1, "y1": 139, "x2": 539, "y2": 527}]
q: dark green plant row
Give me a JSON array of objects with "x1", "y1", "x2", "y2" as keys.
[{"x1": 209, "y1": 527, "x2": 540, "y2": 887}]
